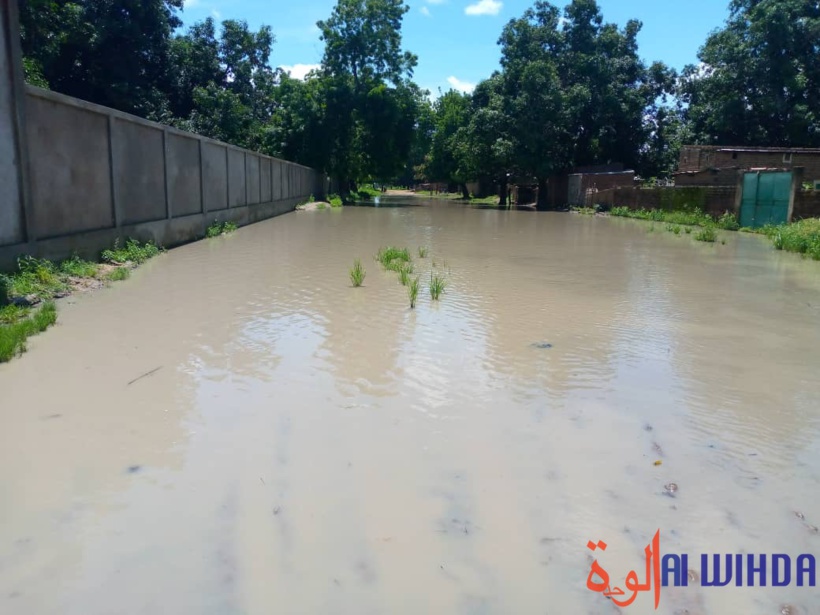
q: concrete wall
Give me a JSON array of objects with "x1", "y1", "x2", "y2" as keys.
[
  {"x1": 1, "y1": 85, "x2": 327, "y2": 269},
  {"x1": 0, "y1": 0, "x2": 27, "y2": 248},
  {"x1": 593, "y1": 186, "x2": 738, "y2": 218}
]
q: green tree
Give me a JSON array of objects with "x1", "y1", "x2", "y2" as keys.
[
  {"x1": 426, "y1": 89, "x2": 473, "y2": 197},
  {"x1": 459, "y1": 75, "x2": 516, "y2": 205},
  {"x1": 498, "y1": 0, "x2": 673, "y2": 207},
  {"x1": 680, "y1": 0, "x2": 820, "y2": 146},
  {"x1": 19, "y1": 0, "x2": 183, "y2": 118},
  {"x1": 315, "y1": 0, "x2": 418, "y2": 194}
]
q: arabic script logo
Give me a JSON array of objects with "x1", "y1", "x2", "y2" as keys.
[{"x1": 586, "y1": 530, "x2": 661, "y2": 609}]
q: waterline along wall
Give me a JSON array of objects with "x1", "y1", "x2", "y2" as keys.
[{"x1": 0, "y1": 82, "x2": 326, "y2": 269}]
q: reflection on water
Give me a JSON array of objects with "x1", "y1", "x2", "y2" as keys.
[{"x1": 1, "y1": 198, "x2": 820, "y2": 614}]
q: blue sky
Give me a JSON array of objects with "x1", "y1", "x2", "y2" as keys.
[{"x1": 178, "y1": 0, "x2": 730, "y2": 96}]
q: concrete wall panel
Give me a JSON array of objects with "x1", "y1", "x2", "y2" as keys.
[
  {"x1": 26, "y1": 95, "x2": 113, "y2": 238},
  {"x1": 202, "y1": 142, "x2": 228, "y2": 212},
  {"x1": 272, "y1": 160, "x2": 282, "y2": 201},
  {"x1": 228, "y1": 149, "x2": 246, "y2": 207},
  {"x1": 114, "y1": 119, "x2": 166, "y2": 224},
  {"x1": 246, "y1": 155, "x2": 260, "y2": 205},
  {"x1": 168, "y1": 133, "x2": 201, "y2": 217},
  {"x1": 261, "y1": 158, "x2": 271, "y2": 203}
]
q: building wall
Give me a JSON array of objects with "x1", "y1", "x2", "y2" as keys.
[
  {"x1": 0, "y1": 86, "x2": 326, "y2": 269},
  {"x1": 678, "y1": 146, "x2": 820, "y2": 183},
  {"x1": 569, "y1": 171, "x2": 635, "y2": 205}
]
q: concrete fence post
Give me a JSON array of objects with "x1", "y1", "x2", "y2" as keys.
[
  {"x1": 107, "y1": 115, "x2": 121, "y2": 228},
  {"x1": 0, "y1": 0, "x2": 32, "y2": 245},
  {"x1": 163, "y1": 128, "x2": 172, "y2": 219}
]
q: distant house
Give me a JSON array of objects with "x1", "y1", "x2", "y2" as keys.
[{"x1": 675, "y1": 145, "x2": 820, "y2": 187}]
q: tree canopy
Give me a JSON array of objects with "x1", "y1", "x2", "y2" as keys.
[{"x1": 17, "y1": 0, "x2": 820, "y2": 204}]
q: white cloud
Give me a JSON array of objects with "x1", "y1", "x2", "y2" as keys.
[
  {"x1": 211, "y1": 9, "x2": 221, "y2": 18},
  {"x1": 447, "y1": 76, "x2": 475, "y2": 93},
  {"x1": 279, "y1": 63, "x2": 322, "y2": 80},
  {"x1": 465, "y1": 0, "x2": 502, "y2": 16},
  {"x1": 185, "y1": 0, "x2": 200, "y2": 7},
  {"x1": 420, "y1": 6, "x2": 431, "y2": 16},
  {"x1": 426, "y1": 0, "x2": 446, "y2": 4}
]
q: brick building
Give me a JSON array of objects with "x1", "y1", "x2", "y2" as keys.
[{"x1": 675, "y1": 145, "x2": 820, "y2": 187}]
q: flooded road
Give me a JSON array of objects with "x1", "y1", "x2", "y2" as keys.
[{"x1": 2, "y1": 198, "x2": 820, "y2": 614}]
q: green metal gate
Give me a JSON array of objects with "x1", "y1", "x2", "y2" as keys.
[{"x1": 739, "y1": 172, "x2": 792, "y2": 228}]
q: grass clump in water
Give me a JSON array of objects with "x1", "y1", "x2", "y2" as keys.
[
  {"x1": 206, "y1": 220, "x2": 238, "y2": 238},
  {"x1": 768, "y1": 218, "x2": 820, "y2": 259},
  {"x1": 571, "y1": 206, "x2": 597, "y2": 215},
  {"x1": 376, "y1": 246, "x2": 411, "y2": 271},
  {"x1": 694, "y1": 226, "x2": 718, "y2": 242},
  {"x1": 0, "y1": 301, "x2": 57, "y2": 362},
  {"x1": 328, "y1": 194, "x2": 344, "y2": 207},
  {"x1": 665, "y1": 224, "x2": 682, "y2": 235},
  {"x1": 429, "y1": 273, "x2": 447, "y2": 300},
  {"x1": 418, "y1": 246, "x2": 429, "y2": 258},
  {"x1": 610, "y1": 206, "x2": 741, "y2": 231},
  {"x1": 102, "y1": 238, "x2": 161, "y2": 265},
  {"x1": 397, "y1": 263, "x2": 415, "y2": 286},
  {"x1": 408, "y1": 276, "x2": 420, "y2": 309},
  {"x1": 716, "y1": 212, "x2": 740, "y2": 230},
  {"x1": 107, "y1": 267, "x2": 131, "y2": 281},
  {"x1": 349, "y1": 259, "x2": 366, "y2": 287}
]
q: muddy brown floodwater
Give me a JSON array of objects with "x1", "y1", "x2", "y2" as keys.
[{"x1": 2, "y1": 198, "x2": 820, "y2": 614}]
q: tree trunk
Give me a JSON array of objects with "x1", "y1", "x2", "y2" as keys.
[
  {"x1": 536, "y1": 177, "x2": 549, "y2": 210},
  {"x1": 498, "y1": 175, "x2": 508, "y2": 207},
  {"x1": 460, "y1": 183, "x2": 470, "y2": 200}
]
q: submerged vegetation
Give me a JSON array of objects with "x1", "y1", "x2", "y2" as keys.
[
  {"x1": 408, "y1": 276, "x2": 420, "y2": 309},
  {"x1": 609, "y1": 206, "x2": 730, "y2": 228},
  {"x1": 429, "y1": 273, "x2": 446, "y2": 300},
  {"x1": 694, "y1": 227, "x2": 718, "y2": 243},
  {"x1": 349, "y1": 259, "x2": 366, "y2": 287},
  {"x1": 102, "y1": 238, "x2": 162, "y2": 265},
  {"x1": 376, "y1": 247, "x2": 412, "y2": 270},
  {"x1": 0, "y1": 301, "x2": 57, "y2": 363},
  {"x1": 0, "y1": 239, "x2": 160, "y2": 363},
  {"x1": 765, "y1": 219, "x2": 820, "y2": 260},
  {"x1": 206, "y1": 220, "x2": 238, "y2": 238}
]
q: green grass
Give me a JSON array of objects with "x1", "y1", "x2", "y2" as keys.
[
  {"x1": 665, "y1": 223, "x2": 682, "y2": 235},
  {"x1": 716, "y1": 212, "x2": 740, "y2": 231},
  {"x1": 59, "y1": 255, "x2": 99, "y2": 278},
  {"x1": 349, "y1": 259, "x2": 366, "y2": 287},
  {"x1": 101, "y1": 238, "x2": 161, "y2": 265},
  {"x1": 398, "y1": 263, "x2": 414, "y2": 286},
  {"x1": 206, "y1": 220, "x2": 238, "y2": 238},
  {"x1": 418, "y1": 246, "x2": 429, "y2": 258},
  {"x1": 106, "y1": 267, "x2": 131, "y2": 281},
  {"x1": 0, "y1": 301, "x2": 57, "y2": 363},
  {"x1": 0, "y1": 304, "x2": 30, "y2": 325},
  {"x1": 376, "y1": 246, "x2": 412, "y2": 272},
  {"x1": 328, "y1": 194, "x2": 343, "y2": 207},
  {"x1": 767, "y1": 218, "x2": 820, "y2": 259},
  {"x1": 572, "y1": 206, "x2": 597, "y2": 215},
  {"x1": 609, "y1": 205, "x2": 742, "y2": 230},
  {"x1": 694, "y1": 226, "x2": 718, "y2": 242},
  {"x1": 408, "y1": 276, "x2": 420, "y2": 309},
  {"x1": 3, "y1": 256, "x2": 69, "y2": 300},
  {"x1": 429, "y1": 273, "x2": 447, "y2": 300}
]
